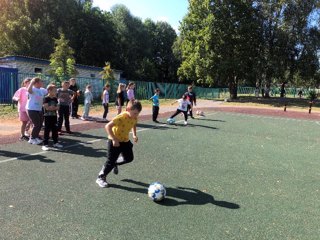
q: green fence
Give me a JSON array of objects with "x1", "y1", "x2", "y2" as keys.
[{"x1": 2, "y1": 72, "x2": 319, "y2": 104}]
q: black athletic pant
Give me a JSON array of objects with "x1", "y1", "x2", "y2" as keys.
[
  {"x1": 27, "y1": 110, "x2": 43, "y2": 139},
  {"x1": 98, "y1": 140, "x2": 134, "y2": 178},
  {"x1": 71, "y1": 100, "x2": 79, "y2": 117},
  {"x1": 58, "y1": 105, "x2": 70, "y2": 132},
  {"x1": 187, "y1": 103, "x2": 193, "y2": 117},
  {"x1": 43, "y1": 116, "x2": 58, "y2": 145},
  {"x1": 103, "y1": 103, "x2": 109, "y2": 119},
  {"x1": 170, "y1": 109, "x2": 188, "y2": 121},
  {"x1": 152, "y1": 105, "x2": 159, "y2": 121}
]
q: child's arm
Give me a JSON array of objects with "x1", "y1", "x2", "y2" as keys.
[
  {"x1": 132, "y1": 125, "x2": 138, "y2": 143},
  {"x1": 171, "y1": 100, "x2": 178, "y2": 105},
  {"x1": 105, "y1": 121, "x2": 120, "y2": 147},
  {"x1": 27, "y1": 79, "x2": 35, "y2": 94}
]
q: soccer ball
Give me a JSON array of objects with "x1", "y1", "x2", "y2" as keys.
[
  {"x1": 196, "y1": 110, "x2": 205, "y2": 116},
  {"x1": 166, "y1": 118, "x2": 175, "y2": 124},
  {"x1": 148, "y1": 182, "x2": 166, "y2": 202}
]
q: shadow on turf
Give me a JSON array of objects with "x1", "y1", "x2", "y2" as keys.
[
  {"x1": 110, "y1": 179, "x2": 239, "y2": 209},
  {"x1": 137, "y1": 123, "x2": 177, "y2": 130},
  {"x1": 0, "y1": 150, "x2": 55, "y2": 163},
  {"x1": 195, "y1": 118, "x2": 226, "y2": 122}
]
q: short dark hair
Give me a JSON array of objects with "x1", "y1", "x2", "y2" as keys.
[{"x1": 127, "y1": 100, "x2": 142, "y2": 112}]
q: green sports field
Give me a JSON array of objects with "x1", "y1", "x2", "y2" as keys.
[{"x1": 0, "y1": 111, "x2": 320, "y2": 240}]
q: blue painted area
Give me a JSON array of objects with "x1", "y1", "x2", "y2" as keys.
[{"x1": 0, "y1": 67, "x2": 19, "y2": 104}]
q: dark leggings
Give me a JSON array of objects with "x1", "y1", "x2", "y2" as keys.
[
  {"x1": 170, "y1": 109, "x2": 188, "y2": 121},
  {"x1": 98, "y1": 140, "x2": 134, "y2": 178},
  {"x1": 103, "y1": 103, "x2": 109, "y2": 119},
  {"x1": 43, "y1": 116, "x2": 58, "y2": 145},
  {"x1": 27, "y1": 110, "x2": 43, "y2": 139},
  {"x1": 152, "y1": 106, "x2": 159, "y2": 121},
  {"x1": 58, "y1": 105, "x2": 70, "y2": 132}
]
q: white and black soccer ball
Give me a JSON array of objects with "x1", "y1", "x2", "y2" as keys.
[
  {"x1": 166, "y1": 118, "x2": 175, "y2": 125},
  {"x1": 148, "y1": 182, "x2": 166, "y2": 202}
]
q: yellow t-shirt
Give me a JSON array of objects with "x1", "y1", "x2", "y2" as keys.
[{"x1": 109, "y1": 112, "x2": 138, "y2": 142}]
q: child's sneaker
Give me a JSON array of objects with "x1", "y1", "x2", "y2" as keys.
[
  {"x1": 28, "y1": 138, "x2": 39, "y2": 145},
  {"x1": 96, "y1": 178, "x2": 109, "y2": 188},
  {"x1": 53, "y1": 143, "x2": 63, "y2": 148},
  {"x1": 42, "y1": 145, "x2": 50, "y2": 151},
  {"x1": 113, "y1": 165, "x2": 119, "y2": 175},
  {"x1": 184, "y1": 121, "x2": 188, "y2": 125},
  {"x1": 35, "y1": 138, "x2": 43, "y2": 144}
]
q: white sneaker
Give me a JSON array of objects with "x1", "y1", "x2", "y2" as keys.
[
  {"x1": 42, "y1": 145, "x2": 50, "y2": 151},
  {"x1": 35, "y1": 138, "x2": 43, "y2": 144},
  {"x1": 184, "y1": 121, "x2": 188, "y2": 125},
  {"x1": 53, "y1": 143, "x2": 63, "y2": 148},
  {"x1": 28, "y1": 138, "x2": 39, "y2": 145},
  {"x1": 96, "y1": 178, "x2": 109, "y2": 188}
]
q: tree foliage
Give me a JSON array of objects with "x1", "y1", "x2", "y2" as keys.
[{"x1": 49, "y1": 32, "x2": 77, "y2": 83}]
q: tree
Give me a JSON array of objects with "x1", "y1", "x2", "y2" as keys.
[
  {"x1": 100, "y1": 62, "x2": 114, "y2": 81},
  {"x1": 49, "y1": 32, "x2": 77, "y2": 83}
]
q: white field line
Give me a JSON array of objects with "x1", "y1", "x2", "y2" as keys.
[{"x1": 0, "y1": 113, "x2": 218, "y2": 164}]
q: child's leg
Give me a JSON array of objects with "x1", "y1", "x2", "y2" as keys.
[
  {"x1": 52, "y1": 117, "x2": 58, "y2": 144},
  {"x1": 189, "y1": 104, "x2": 193, "y2": 118},
  {"x1": 43, "y1": 117, "x2": 50, "y2": 145},
  {"x1": 117, "y1": 141, "x2": 134, "y2": 166},
  {"x1": 63, "y1": 106, "x2": 70, "y2": 131},
  {"x1": 57, "y1": 107, "x2": 64, "y2": 131},
  {"x1": 103, "y1": 103, "x2": 109, "y2": 119},
  {"x1": 98, "y1": 140, "x2": 122, "y2": 178},
  {"x1": 170, "y1": 109, "x2": 182, "y2": 119},
  {"x1": 183, "y1": 111, "x2": 188, "y2": 121}
]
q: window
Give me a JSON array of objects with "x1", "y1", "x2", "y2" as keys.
[{"x1": 34, "y1": 68, "x2": 42, "y2": 73}]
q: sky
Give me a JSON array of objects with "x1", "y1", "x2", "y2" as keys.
[{"x1": 92, "y1": 0, "x2": 189, "y2": 32}]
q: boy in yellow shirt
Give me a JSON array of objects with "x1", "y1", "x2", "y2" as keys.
[{"x1": 96, "y1": 100, "x2": 142, "y2": 188}]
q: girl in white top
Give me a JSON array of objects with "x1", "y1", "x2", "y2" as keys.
[
  {"x1": 168, "y1": 94, "x2": 191, "y2": 125},
  {"x1": 102, "y1": 83, "x2": 110, "y2": 119},
  {"x1": 82, "y1": 85, "x2": 93, "y2": 120},
  {"x1": 26, "y1": 77, "x2": 48, "y2": 144},
  {"x1": 126, "y1": 82, "x2": 135, "y2": 104}
]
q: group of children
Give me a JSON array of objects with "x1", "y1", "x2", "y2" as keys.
[
  {"x1": 13, "y1": 77, "x2": 197, "y2": 188},
  {"x1": 13, "y1": 77, "x2": 94, "y2": 150}
]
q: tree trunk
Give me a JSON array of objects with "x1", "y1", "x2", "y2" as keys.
[{"x1": 229, "y1": 76, "x2": 238, "y2": 99}]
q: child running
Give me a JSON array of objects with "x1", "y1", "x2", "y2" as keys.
[
  {"x1": 26, "y1": 77, "x2": 48, "y2": 145},
  {"x1": 96, "y1": 100, "x2": 142, "y2": 188},
  {"x1": 185, "y1": 85, "x2": 197, "y2": 119},
  {"x1": 168, "y1": 94, "x2": 191, "y2": 125},
  {"x1": 150, "y1": 88, "x2": 160, "y2": 123},
  {"x1": 12, "y1": 78, "x2": 32, "y2": 141},
  {"x1": 42, "y1": 85, "x2": 63, "y2": 151}
]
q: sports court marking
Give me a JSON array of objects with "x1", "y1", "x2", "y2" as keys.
[
  {"x1": 220, "y1": 111, "x2": 320, "y2": 123},
  {"x1": 0, "y1": 113, "x2": 217, "y2": 164}
]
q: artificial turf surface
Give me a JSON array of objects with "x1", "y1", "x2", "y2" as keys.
[{"x1": 0, "y1": 111, "x2": 320, "y2": 239}]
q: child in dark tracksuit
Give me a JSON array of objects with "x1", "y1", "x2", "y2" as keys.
[
  {"x1": 185, "y1": 85, "x2": 196, "y2": 118},
  {"x1": 42, "y1": 85, "x2": 63, "y2": 151}
]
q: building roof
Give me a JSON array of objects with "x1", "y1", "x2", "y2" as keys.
[{"x1": 0, "y1": 55, "x2": 123, "y2": 73}]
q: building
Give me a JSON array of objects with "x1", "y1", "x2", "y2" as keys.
[{"x1": 0, "y1": 55, "x2": 122, "y2": 80}]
